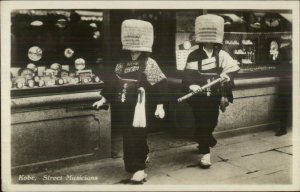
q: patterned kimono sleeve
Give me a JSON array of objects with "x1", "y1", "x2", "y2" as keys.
[
  {"x1": 144, "y1": 58, "x2": 168, "y2": 105},
  {"x1": 144, "y1": 58, "x2": 166, "y2": 85}
]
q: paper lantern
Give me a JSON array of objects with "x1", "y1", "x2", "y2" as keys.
[
  {"x1": 195, "y1": 14, "x2": 224, "y2": 44},
  {"x1": 121, "y1": 19, "x2": 153, "y2": 52}
]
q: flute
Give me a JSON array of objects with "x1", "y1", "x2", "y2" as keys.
[{"x1": 177, "y1": 78, "x2": 222, "y2": 103}]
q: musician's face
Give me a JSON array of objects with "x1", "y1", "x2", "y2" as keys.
[
  {"x1": 203, "y1": 43, "x2": 214, "y2": 50},
  {"x1": 130, "y1": 51, "x2": 142, "y2": 61}
]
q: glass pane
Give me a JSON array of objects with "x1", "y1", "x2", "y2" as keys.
[
  {"x1": 11, "y1": 9, "x2": 104, "y2": 89},
  {"x1": 174, "y1": 10, "x2": 292, "y2": 72}
]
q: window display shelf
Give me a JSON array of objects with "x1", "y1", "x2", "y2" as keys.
[{"x1": 11, "y1": 82, "x2": 104, "y2": 98}]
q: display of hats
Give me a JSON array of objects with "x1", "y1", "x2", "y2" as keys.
[
  {"x1": 64, "y1": 48, "x2": 74, "y2": 58},
  {"x1": 195, "y1": 14, "x2": 224, "y2": 44},
  {"x1": 28, "y1": 46, "x2": 43, "y2": 61},
  {"x1": 59, "y1": 69, "x2": 69, "y2": 77},
  {"x1": 20, "y1": 68, "x2": 34, "y2": 79},
  {"x1": 30, "y1": 20, "x2": 43, "y2": 27},
  {"x1": 56, "y1": 18, "x2": 67, "y2": 28},
  {"x1": 89, "y1": 22, "x2": 97, "y2": 28},
  {"x1": 121, "y1": 19, "x2": 154, "y2": 52},
  {"x1": 270, "y1": 41, "x2": 279, "y2": 53},
  {"x1": 44, "y1": 68, "x2": 56, "y2": 76},
  {"x1": 265, "y1": 17, "x2": 280, "y2": 28},
  {"x1": 27, "y1": 63, "x2": 37, "y2": 72},
  {"x1": 74, "y1": 58, "x2": 86, "y2": 70},
  {"x1": 50, "y1": 63, "x2": 62, "y2": 71}
]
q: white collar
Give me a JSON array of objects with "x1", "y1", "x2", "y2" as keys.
[{"x1": 203, "y1": 47, "x2": 213, "y2": 58}]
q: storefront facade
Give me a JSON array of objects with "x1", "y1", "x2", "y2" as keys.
[{"x1": 10, "y1": 9, "x2": 292, "y2": 173}]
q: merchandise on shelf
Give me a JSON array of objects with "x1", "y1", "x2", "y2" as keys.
[
  {"x1": 224, "y1": 40, "x2": 239, "y2": 45},
  {"x1": 242, "y1": 39, "x2": 253, "y2": 45},
  {"x1": 11, "y1": 64, "x2": 102, "y2": 89}
]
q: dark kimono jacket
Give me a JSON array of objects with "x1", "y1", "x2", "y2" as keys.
[
  {"x1": 101, "y1": 57, "x2": 167, "y2": 129},
  {"x1": 181, "y1": 47, "x2": 240, "y2": 150},
  {"x1": 182, "y1": 48, "x2": 240, "y2": 104}
]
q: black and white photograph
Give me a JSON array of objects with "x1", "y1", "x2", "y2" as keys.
[{"x1": 1, "y1": 1, "x2": 300, "y2": 191}]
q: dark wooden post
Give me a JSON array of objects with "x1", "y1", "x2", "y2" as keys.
[{"x1": 102, "y1": 10, "x2": 111, "y2": 66}]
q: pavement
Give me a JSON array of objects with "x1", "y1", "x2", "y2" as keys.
[{"x1": 13, "y1": 129, "x2": 293, "y2": 185}]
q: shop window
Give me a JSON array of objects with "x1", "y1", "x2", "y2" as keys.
[
  {"x1": 175, "y1": 11, "x2": 201, "y2": 70},
  {"x1": 174, "y1": 10, "x2": 292, "y2": 73},
  {"x1": 133, "y1": 10, "x2": 163, "y2": 62},
  {"x1": 11, "y1": 9, "x2": 104, "y2": 90}
]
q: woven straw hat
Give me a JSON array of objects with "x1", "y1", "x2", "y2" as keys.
[
  {"x1": 195, "y1": 14, "x2": 224, "y2": 44},
  {"x1": 121, "y1": 19, "x2": 153, "y2": 52}
]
